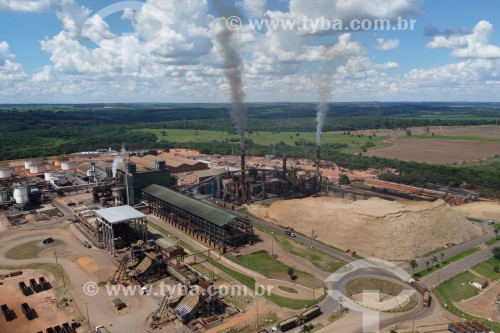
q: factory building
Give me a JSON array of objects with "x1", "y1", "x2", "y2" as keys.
[
  {"x1": 122, "y1": 163, "x2": 172, "y2": 206},
  {"x1": 141, "y1": 184, "x2": 254, "y2": 251},
  {"x1": 94, "y1": 205, "x2": 147, "y2": 255}
]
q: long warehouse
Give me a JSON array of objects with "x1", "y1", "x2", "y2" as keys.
[{"x1": 142, "y1": 184, "x2": 254, "y2": 252}]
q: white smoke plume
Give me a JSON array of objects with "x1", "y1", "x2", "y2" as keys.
[{"x1": 316, "y1": 74, "x2": 332, "y2": 146}]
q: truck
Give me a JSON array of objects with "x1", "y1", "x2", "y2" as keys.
[
  {"x1": 21, "y1": 302, "x2": 36, "y2": 320},
  {"x1": 422, "y1": 291, "x2": 431, "y2": 307}
]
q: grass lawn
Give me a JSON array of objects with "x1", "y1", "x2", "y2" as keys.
[
  {"x1": 485, "y1": 238, "x2": 500, "y2": 246},
  {"x1": 225, "y1": 250, "x2": 324, "y2": 290},
  {"x1": 495, "y1": 224, "x2": 500, "y2": 231},
  {"x1": 253, "y1": 224, "x2": 345, "y2": 273},
  {"x1": 223, "y1": 312, "x2": 279, "y2": 333},
  {"x1": 5, "y1": 239, "x2": 65, "y2": 260},
  {"x1": 435, "y1": 271, "x2": 479, "y2": 303},
  {"x1": 414, "y1": 248, "x2": 480, "y2": 279},
  {"x1": 472, "y1": 258, "x2": 500, "y2": 281},
  {"x1": 434, "y1": 271, "x2": 500, "y2": 332},
  {"x1": 278, "y1": 286, "x2": 299, "y2": 294},
  {"x1": 345, "y1": 278, "x2": 418, "y2": 312},
  {"x1": 142, "y1": 129, "x2": 391, "y2": 154}
]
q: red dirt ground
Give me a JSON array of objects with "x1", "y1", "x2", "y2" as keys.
[{"x1": 365, "y1": 139, "x2": 500, "y2": 163}]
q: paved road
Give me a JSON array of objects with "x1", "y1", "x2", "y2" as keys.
[{"x1": 413, "y1": 222, "x2": 494, "y2": 274}]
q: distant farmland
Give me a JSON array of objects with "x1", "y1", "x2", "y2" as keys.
[{"x1": 366, "y1": 139, "x2": 500, "y2": 163}]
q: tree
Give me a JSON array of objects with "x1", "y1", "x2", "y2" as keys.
[
  {"x1": 495, "y1": 228, "x2": 499, "y2": 240},
  {"x1": 409, "y1": 259, "x2": 418, "y2": 274},
  {"x1": 339, "y1": 174, "x2": 351, "y2": 185},
  {"x1": 146, "y1": 149, "x2": 158, "y2": 156},
  {"x1": 432, "y1": 255, "x2": 438, "y2": 268},
  {"x1": 390, "y1": 330, "x2": 398, "y2": 333},
  {"x1": 440, "y1": 252, "x2": 445, "y2": 262},
  {"x1": 425, "y1": 260, "x2": 430, "y2": 270},
  {"x1": 494, "y1": 266, "x2": 499, "y2": 273},
  {"x1": 288, "y1": 267, "x2": 295, "y2": 282},
  {"x1": 493, "y1": 247, "x2": 500, "y2": 261}
]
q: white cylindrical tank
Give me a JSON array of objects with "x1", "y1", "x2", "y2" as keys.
[
  {"x1": 0, "y1": 188, "x2": 9, "y2": 202},
  {"x1": 13, "y1": 187, "x2": 29, "y2": 205},
  {"x1": 29, "y1": 164, "x2": 46, "y2": 174},
  {"x1": 44, "y1": 172, "x2": 57, "y2": 181},
  {"x1": 24, "y1": 160, "x2": 33, "y2": 169},
  {"x1": 86, "y1": 170, "x2": 95, "y2": 177},
  {"x1": 51, "y1": 176, "x2": 69, "y2": 186},
  {"x1": 61, "y1": 161, "x2": 76, "y2": 171},
  {"x1": 0, "y1": 168, "x2": 12, "y2": 179}
]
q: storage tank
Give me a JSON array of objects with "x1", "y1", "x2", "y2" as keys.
[
  {"x1": 54, "y1": 158, "x2": 62, "y2": 167},
  {"x1": 0, "y1": 188, "x2": 9, "y2": 202},
  {"x1": 13, "y1": 187, "x2": 29, "y2": 206},
  {"x1": 50, "y1": 175, "x2": 69, "y2": 186},
  {"x1": 29, "y1": 163, "x2": 46, "y2": 174},
  {"x1": 44, "y1": 172, "x2": 57, "y2": 181},
  {"x1": 87, "y1": 170, "x2": 95, "y2": 177},
  {"x1": 61, "y1": 161, "x2": 76, "y2": 171},
  {"x1": 24, "y1": 160, "x2": 33, "y2": 169},
  {"x1": 112, "y1": 187, "x2": 126, "y2": 204},
  {"x1": 0, "y1": 168, "x2": 13, "y2": 179}
]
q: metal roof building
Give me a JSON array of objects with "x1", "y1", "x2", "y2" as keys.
[
  {"x1": 142, "y1": 184, "x2": 253, "y2": 251},
  {"x1": 94, "y1": 205, "x2": 147, "y2": 255}
]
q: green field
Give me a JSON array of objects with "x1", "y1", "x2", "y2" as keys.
[
  {"x1": 225, "y1": 250, "x2": 324, "y2": 289},
  {"x1": 248, "y1": 224, "x2": 346, "y2": 273},
  {"x1": 142, "y1": 128, "x2": 391, "y2": 154},
  {"x1": 5, "y1": 239, "x2": 65, "y2": 260},
  {"x1": 472, "y1": 258, "x2": 500, "y2": 281}
]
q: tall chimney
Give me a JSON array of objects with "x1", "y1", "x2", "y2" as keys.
[
  {"x1": 316, "y1": 147, "x2": 320, "y2": 192},
  {"x1": 241, "y1": 150, "x2": 246, "y2": 203},
  {"x1": 282, "y1": 153, "x2": 287, "y2": 180}
]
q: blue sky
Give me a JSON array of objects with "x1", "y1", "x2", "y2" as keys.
[{"x1": 1, "y1": 0, "x2": 500, "y2": 103}]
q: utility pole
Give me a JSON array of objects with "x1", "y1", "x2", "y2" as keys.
[
  {"x1": 86, "y1": 301, "x2": 90, "y2": 332},
  {"x1": 255, "y1": 294, "x2": 259, "y2": 329},
  {"x1": 271, "y1": 232, "x2": 274, "y2": 257}
]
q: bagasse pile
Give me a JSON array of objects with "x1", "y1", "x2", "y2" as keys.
[{"x1": 249, "y1": 197, "x2": 483, "y2": 260}]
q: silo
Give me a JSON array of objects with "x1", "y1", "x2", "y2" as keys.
[
  {"x1": 54, "y1": 158, "x2": 62, "y2": 167},
  {"x1": 13, "y1": 187, "x2": 29, "y2": 206},
  {"x1": 0, "y1": 188, "x2": 9, "y2": 202},
  {"x1": 112, "y1": 187, "x2": 127, "y2": 204},
  {"x1": 29, "y1": 163, "x2": 46, "y2": 174},
  {"x1": 44, "y1": 172, "x2": 56, "y2": 181},
  {"x1": 0, "y1": 168, "x2": 13, "y2": 179},
  {"x1": 61, "y1": 161, "x2": 76, "y2": 171},
  {"x1": 24, "y1": 160, "x2": 33, "y2": 169}
]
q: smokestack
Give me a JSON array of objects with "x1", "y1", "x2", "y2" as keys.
[
  {"x1": 316, "y1": 147, "x2": 320, "y2": 191},
  {"x1": 282, "y1": 153, "x2": 287, "y2": 180},
  {"x1": 241, "y1": 150, "x2": 246, "y2": 203}
]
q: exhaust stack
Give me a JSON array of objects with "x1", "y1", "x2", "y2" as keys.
[
  {"x1": 241, "y1": 150, "x2": 246, "y2": 203},
  {"x1": 316, "y1": 147, "x2": 320, "y2": 191},
  {"x1": 283, "y1": 153, "x2": 287, "y2": 180}
]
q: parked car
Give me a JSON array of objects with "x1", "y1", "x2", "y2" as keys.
[
  {"x1": 83, "y1": 241, "x2": 92, "y2": 248},
  {"x1": 42, "y1": 237, "x2": 54, "y2": 244},
  {"x1": 488, "y1": 220, "x2": 495, "y2": 225}
]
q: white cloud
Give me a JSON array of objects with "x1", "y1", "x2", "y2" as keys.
[
  {"x1": 32, "y1": 65, "x2": 52, "y2": 82},
  {"x1": 374, "y1": 38, "x2": 400, "y2": 51},
  {"x1": 243, "y1": 0, "x2": 266, "y2": 18},
  {"x1": 0, "y1": 0, "x2": 56, "y2": 12},
  {"x1": 427, "y1": 20, "x2": 500, "y2": 59}
]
